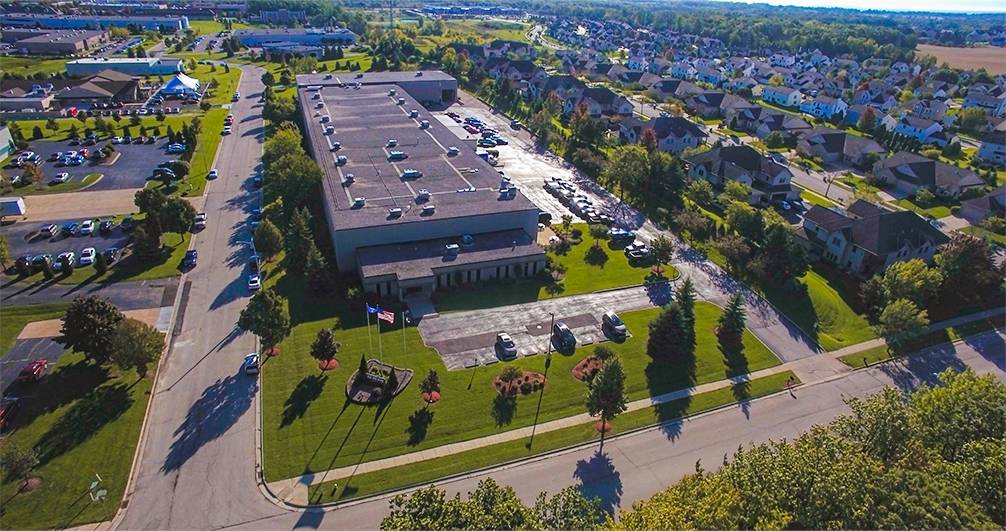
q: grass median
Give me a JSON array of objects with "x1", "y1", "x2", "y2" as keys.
[
  {"x1": 0, "y1": 351, "x2": 158, "y2": 530},
  {"x1": 306, "y1": 370, "x2": 798, "y2": 504}
]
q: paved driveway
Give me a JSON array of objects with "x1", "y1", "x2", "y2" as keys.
[{"x1": 420, "y1": 283, "x2": 671, "y2": 369}]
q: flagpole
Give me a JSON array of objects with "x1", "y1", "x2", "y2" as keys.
[
  {"x1": 377, "y1": 317, "x2": 384, "y2": 362},
  {"x1": 402, "y1": 310, "x2": 406, "y2": 356},
  {"x1": 366, "y1": 307, "x2": 373, "y2": 356}
]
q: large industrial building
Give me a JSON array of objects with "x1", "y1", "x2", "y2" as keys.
[
  {"x1": 0, "y1": 13, "x2": 189, "y2": 31},
  {"x1": 66, "y1": 57, "x2": 184, "y2": 76},
  {"x1": 1, "y1": 28, "x2": 109, "y2": 56},
  {"x1": 232, "y1": 28, "x2": 357, "y2": 47},
  {"x1": 296, "y1": 71, "x2": 545, "y2": 300}
]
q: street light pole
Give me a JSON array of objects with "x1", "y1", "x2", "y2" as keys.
[{"x1": 527, "y1": 312, "x2": 555, "y2": 449}]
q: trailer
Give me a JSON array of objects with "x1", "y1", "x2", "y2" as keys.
[{"x1": 0, "y1": 197, "x2": 26, "y2": 220}]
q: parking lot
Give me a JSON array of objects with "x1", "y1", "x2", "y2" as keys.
[
  {"x1": 10, "y1": 139, "x2": 178, "y2": 192},
  {"x1": 419, "y1": 283, "x2": 670, "y2": 369},
  {"x1": 0, "y1": 215, "x2": 131, "y2": 264}
]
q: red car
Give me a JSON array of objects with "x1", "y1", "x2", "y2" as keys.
[
  {"x1": 463, "y1": 124, "x2": 480, "y2": 134},
  {"x1": 16, "y1": 359, "x2": 48, "y2": 383},
  {"x1": 0, "y1": 398, "x2": 20, "y2": 431}
]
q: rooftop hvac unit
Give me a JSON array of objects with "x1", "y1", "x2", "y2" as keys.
[
  {"x1": 444, "y1": 243, "x2": 459, "y2": 255},
  {"x1": 416, "y1": 189, "x2": 430, "y2": 201},
  {"x1": 342, "y1": 172, "x2": 354, "y2": 184},
  {"x1": 352, "y1": 197, "x2": 365, "y2": 208},
  {"x1": 397, "y1": 98, "x2": 405, "y2": 105},
  {"x1": 387, "y1": 207, "x2": 402, "y2": 218},
  {"x1": 422, "y1": 204, "x2": 436, "y2": 215},
  {"x1": 389, "y1": 88, "x2": 396, "y2": 96}
]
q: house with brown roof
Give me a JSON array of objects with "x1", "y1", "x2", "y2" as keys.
[
  {"x1": 684, "y1": 145, "x2": 798, "y2": 205},
  {"x1": 797, "y1": 127, "x2": 887, "y2": 167},
  {"x1": 959, "y1": 184, "x2": 1006, "y2": 223},
  {"x1": 796, "y1": 200, "x2": 948, "y2": 276}
]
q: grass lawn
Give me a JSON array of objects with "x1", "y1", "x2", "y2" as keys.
[
  {"x1": 838, "y1": 174, "x2": 880, "y2": 199},
  {"x1": 760, "y1": 265, "x2": 875, "y2": 351},
  {"x1": 433, "y1": 224, "x2": 676, "y2": 312},
  {"x1": 13, "y1": 115, "x2": 193, "y2": 142},
  {"x1": 0, "y1": 303, "x2": 71, "y2": 357},
  {"x1": 962, "y1": 225, "x2": 1006, "y2": 246},
  {"x1": 261, "y1": 260, "x2": 778, "y2": 483},
  {"x1": 893, "y1": 198, "x2": 954, "y2": 219},
  {"x1": 308, "y1": 371, "x2": 798, "y2": 503},
  {"x1": 187, "y1": 19, "x2": 250, "y2": 35},
  {"x1": 0, "y1": 351, "x2": 157, "y2": 530},
  {"x1": 2, "y1": 56, "x2": 68, "y2": 78},
  {"x1": 798, "y1": 186, "x2": 839, "y2": 208},
  {"x1": 18, "y1": 172, "x2": 102, "y2": 196},
  {"x1": 3, "y1": 232, "x2": 190, "y2": 286},
  {"x1": 838, "y1": 313, "x2": 1005, "y2": 367},
  {"x1": 183, "y1": 63, "x2": 242, "y2": 106},
  {"x1": 145, "y1": 108, "x2": 227, "y2": 197}
]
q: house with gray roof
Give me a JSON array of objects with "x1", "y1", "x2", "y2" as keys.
[
  {"x1": 871, "y1": 151, "x2": 984, "y2": 198},
  {"x1": 796, "y1": 199, "x2": 948, "y2": 276},
  {"x1": 959, "y1": 184, "x2": 1006, "y2": 223},
  {"x1": 797, "y1": 127, "x2": 887, "y2": 167},
  {"x1": 619, "y1": 116, "x2": 708, "y2": 154},
  {"x1": 684, "y1": 145, "x2": 798, "y2": 205}
]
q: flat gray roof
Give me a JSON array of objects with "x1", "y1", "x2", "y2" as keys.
[
  {"x1": 357, "y1": 228, "x2": 544, "y2": 281},
  {"x1": 297, "y1": 70, "x2": 456, "y2": 87},
  {"x1": 300, "y1": 82, "x2": 538, "y2": 231}
]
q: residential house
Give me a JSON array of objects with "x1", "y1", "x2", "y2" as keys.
[
  {"x1": 670, "y1": 62, "x2": 697, "y2": 80},
  {"x1": 797, "y1": 127, "x2": 887, "y2": 167},
  {"x1": 959, "y1": 184, "x2": 1006, "y2": 223},
  {"x1": 800, "y1": 95, "x2": 848, "y2": 119},
  {"x1": 685, "y1": 91, "x2": 754, "y2": 119},
  {"x1": 619, "y1": 116, "x2": 708, "y2": 153},
  {"x1": 684, "y1": 145, "x2": 798, "y2": 204},
  {"x1": 769, "y1": 52, "x2": 796, "y2": 67},
  {"x1": 872, "y1": 151, "x2": 984, "y2": 197},
  {"x1": 893, "y1": 116, "x2": 943, "y2": 144},
  {"x1": 696, "y1": 67, "x2": 724, "y2": 86},
  {"x1": 910, "y1": 99, "x2": 948, "y2": 121},
  {"x1": 796, "y1": 199, "x2": 948, "y2": 276},
  {"x1": 647, "y1": 58, "x2": 672, "y2": 75},
  {"x1": 728, "y1": 77, "x2": 759, "y2": 93},
  {"x1": 650, "y1": 79, "x2": 701, "y2": 100},
  {"x1": 761, "y1": 85, "x2": 803, "y2": 108},
  {"x1": 573, "y1": 86, "x2": 633, "y2": 116},
  {"x1": 626, "y1": 54, "x2": 649, "y2": 71},
  {"x1": 963, "y1": 89, "x2": 1006, "y2": 117},
  {"x1": 978, "y1": 131, "x2": 1006, "y2": 166}
]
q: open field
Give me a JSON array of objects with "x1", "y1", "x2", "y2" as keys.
[
  {"x1": 262, "y1": 254, "x2": 778, "y2": 483},
  {"x1": 916, "y1": 44, "x2": 1006, "y2": 74},
  {"x1": 0, "y1": 351, "x2": 157, "y2": 529},
  {"x1": 2, "y1": 57, "x2": 68, "y2": 78}
]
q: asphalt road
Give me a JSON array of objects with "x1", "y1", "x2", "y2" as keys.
[{"x1": 117, "y1": 64, "x2": 274, "y2": 530}]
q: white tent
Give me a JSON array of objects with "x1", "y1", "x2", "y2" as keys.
[{"x1": 161, "y1": 73, "x2": 201, "y2": 96}]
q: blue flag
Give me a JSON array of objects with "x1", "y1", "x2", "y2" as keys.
[{"x1": 366, "y1": 304, "x2": 380, "y2": 314}]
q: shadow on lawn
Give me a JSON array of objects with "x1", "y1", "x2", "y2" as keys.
[
  {"x1": 10, "y1": 360, "x2": 111, "y2": 431},
  {"x1": 406, "y1": 407, "x2": 434, "y2": 446},
  {"x1": 35, "y1": 382, "x2": 132, "y2": 467},
  {"x1": 281, "y1": 374, "x2": 328, "y2": 428},
  {"x1": 492, "y1": 394, "x2": 516, "y2": 426},
  {"x1": 646, "y1": 347, "x2": 696, "y2": 440},
  {"x1": 719, "y1": 334, "x2": 751, "y2": 418},
  {"x1": 161, "y1": 372, "x2": 257, "y2": 473}
]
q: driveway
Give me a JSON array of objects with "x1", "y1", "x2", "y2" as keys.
[{"x1": 419, "y1": 283, "x2": 672, "y2": 369}]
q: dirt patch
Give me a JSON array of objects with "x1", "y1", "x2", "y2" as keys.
[
  {"x1": 493, "y1": 370, "x2": 546, "y2": 397},
  {"x1": 18, "y1": 307, "x2": 163, "y2": 340},
  {"x1": 571, "y1": 355, "x2": 603, "y2": 382},
  {"x1": 23, "y1": 188, "x2": 142, "y2": 220},
  {"x1": 18, "y1": 477, "x2": 43, "y2": 493}
]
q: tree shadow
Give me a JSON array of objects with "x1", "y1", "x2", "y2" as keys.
[
  {"x1": 281, "y1": 374, "x2": 328, "y2": 428},
  {"x1": 35, "y1": 382, "x2": 132, "y2": 466},
  {"x1": 492, "y1": 394, "x2": 516, "y2": 426},
  {"x1": 719, "y1": 335, "x2": 751, "y2": 417},
  {"x1": 161, "y1": 373, "x2": 257, "y2": 472},
  {"x1": 573, "y1": 450, "x2": 622, "y2": 515},
  {"x1": 876, "y1": 342, "x2": 967, "y2": 393},
  {"x1": 406, "y1": 407, "x2": 434, "y2": 446},
  {"x1": 8, "y1": 359, "x2": 111, "y2": 430}
]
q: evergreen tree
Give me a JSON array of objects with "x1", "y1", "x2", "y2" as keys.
[
  {"x1": 717, "y1": 293, "x2": 746, "y2": 346},
  {"x1": 647, "y1": 302, "x2": 689, "y2": 361},
  {"x1": 676, "y1": 277, "x2": 697, "y2": 350},
  {"x1": 285, "y1": 207, "x2": 314, "y2": 276}
]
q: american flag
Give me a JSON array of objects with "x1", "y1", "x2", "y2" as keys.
[{"x1": 377, "y1": 310, "x2": 395, "y2": 324}]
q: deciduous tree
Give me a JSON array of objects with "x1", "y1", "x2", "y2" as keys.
[
  {"x1": 875, "y1": 298, "x2": 928, "y2": 352},
  {"x1": 57, "y1": 296, "x2": 124, "y2": 364},
  {"x1": 109, "y1": 317, "x2": 164, "y2": 378},
  {"x1": 309, "y1": 327, "x2": 340, "y2": 370},
  {"x1": 238, "y1": 288, "x2": 291, "y2": 353},
  {"x1": 253, "y1": 219, "x2": 284, "y2": 261}
]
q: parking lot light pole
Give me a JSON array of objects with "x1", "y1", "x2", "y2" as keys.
[{"x1": 528, "y1": 312, "x2": 555, "y2": 449}]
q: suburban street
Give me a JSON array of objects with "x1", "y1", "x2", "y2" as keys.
[{"x1": 116, "y1": 64, "x2": 279, "y2": 529}]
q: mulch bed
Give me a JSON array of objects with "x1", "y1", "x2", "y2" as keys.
[
  {"x1": 318, "y1": 359, "x2": 339, "y2": 371},
  {"x1": 421, "y1": 391, "x2": 441, "y2": 404},
  {"x1": 493, "y1": 371, "x2": 546, "y2": 397},
  {"x1": 571, "y1": 356, "x2": 603, "y2": 382}
]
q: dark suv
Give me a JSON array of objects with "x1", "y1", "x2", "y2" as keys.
[{"x1": 551, "y1": 321, "x2": 576, "y2": 351}]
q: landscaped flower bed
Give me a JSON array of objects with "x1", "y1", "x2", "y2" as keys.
[
  {"x1": 492, "y1": 370, "x2": 546, "y2": 397},
  {"x1": 571, "y1": 355, "x2": 603, "y2": 382}
]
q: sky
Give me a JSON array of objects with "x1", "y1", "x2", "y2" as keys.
[{"x1": 713, "y1": 0, "x2": 1006, "y2": 13}]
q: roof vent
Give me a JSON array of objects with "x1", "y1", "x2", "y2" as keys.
[
  {"x1": 355, "y1": 73, "x2": 363, "y2": 78},
  {"x1": 397, "y1": 98, "x2": 405, "y2": 105},
  {"x1": 416, "y1": 71, "x2": 423, "y2": 77},
  {"x1": 324, "y1": 73, "x2": 332, "y2": 79},
  {"x1": 422, "y1": 204, "x2": 436, "y2": 215},
  {"x1": 342, "y1": 172, "x2": 354, "y2": 185},
  {"x1": 387, "y1": 207, "x2": 402, "y2": 218},
  {"x1": 352, "y1": 197, "x2": 365, "y2": 208},
  {"x1": 444, "y1": 243, "x2": 459, "y2": 255}
]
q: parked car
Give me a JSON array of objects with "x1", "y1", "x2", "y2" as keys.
[
  {"x1": 193, "y1": 212, "x2": 207, "y2": 229},
  {"x1": 602, "y1": 310, "x2": 628, "y2": 337},
  {"x1": 103, "y1": 247, "x2": 120, "y2": 264},
  {"x1": 551, "y1": 321, "x2": 576, "y2": 350},
  {"x1": 0, "y1": 397, "x2": 20, "y2": 431},
  {"x1": 61, "y1": 222, "x2": 79, "y2": 235},
  {"x1": 99, "y1": 219, "x2": 114, "y2": 234},
  {"x1": 79, "y1": 219, "x2": 95, "y2": 235},
  {"x1": 52, "y1": 251, "x2": 75, "y2": 271},
  {"x1": 120, "y1": 216, "x2": 135, "y2": 231},
  {"x1": 51, "y1": 172, "x2": 70, "y2": 184},
  {"x1": 183, "y1": 249, "x2": 198, "y2": 268},
  {"x1": 608, "y1": 228, "x2": 635, "y2": 241},
  {"x1": 207, "y1": 169, "x2": 219, "y2": 180},
  {"x1": 247, "y1": 274, "x2": 261, "y2": 291},
  {"x1": 16, "y1": 359, "x2": 48, "y2": 383},
  {"x1": 495, "y1": 332, "x2": 517, "y2": 360},
  {"x1": 79, "y1": 247, "x2": 96, "y2": 266}
]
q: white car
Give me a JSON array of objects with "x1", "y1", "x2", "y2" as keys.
[
  {"x1": 193, "y1": 212, "x2": 207, "y2": 229},
  {"x1": 243, "y1": 353, "x2": 260, "y2": 375},
  {"x1": 111, "y1": 136, "x2": 124, "y2": 144},
  {"x1": 247, "y1": 274, "x2": 261, "y2": 291},
  {"x1": 222, "y1": 126, "x2": 232, "y2": 135},
  {"x1": 79, "y1": 219, "x2": 95, "y2": 235},
  {"x1": 52, "y1": 173, "x2": 70, "y2": 184},
  {"x1": 208, "y1": 169, "x2": 219, "y2": 179},
  {"x1": 79, "y1": 247, "x2": 96, "y2": 266}
]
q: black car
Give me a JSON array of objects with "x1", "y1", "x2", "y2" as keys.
[
  {"x1": 103, "y1": 247, "x2": 120, "y2": 264},
  {"x1": 99, "y1": 219, "x2": 114, "y2": 234},
  {"x1": 551, "y1": 321, "x2": 576, "y2": 350},
  {"x1": 183, "y1": 250, "x2": 198, "y2": 268},
  {"x1": 538, "y1": 210, "x2": 552, "y2": 225},
  {"x1": 120, "y1": 216, "x2": 135, "y2": 231},
  {"x1": 31, "y1": 254, "x2": 53, "y2": 273}
]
